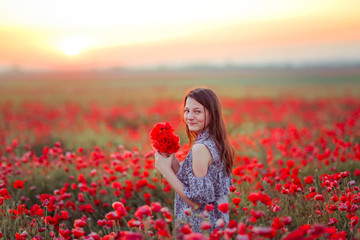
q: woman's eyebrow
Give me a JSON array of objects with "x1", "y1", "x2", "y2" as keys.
[{"x1": 184, "y1": 106, "x2": 202, "y2": 110}]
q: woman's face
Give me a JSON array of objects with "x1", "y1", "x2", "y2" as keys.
[{"x1": 184, "y1": 97, "x2": 209, "y2": 133}]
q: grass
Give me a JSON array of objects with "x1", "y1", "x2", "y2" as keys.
[{"x1": 1, "y1": 67, "x2": 360, "y2": 108}]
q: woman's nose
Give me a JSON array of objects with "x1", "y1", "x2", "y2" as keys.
[{"x1": 186, "y1": 112, "x2": 194, "y2": 119}]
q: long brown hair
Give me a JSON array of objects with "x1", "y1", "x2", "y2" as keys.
[{"x1": 183, "y1": 88, "x2": 234, "y2": 175}]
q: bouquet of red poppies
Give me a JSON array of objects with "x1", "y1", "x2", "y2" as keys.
[{"x1": 150, "y1": 121, "x2": 180, "y2": 156}]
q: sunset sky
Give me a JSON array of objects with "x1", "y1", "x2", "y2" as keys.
[{"x1": 1, "y1": 0, "x2": 360, "y2": 71}]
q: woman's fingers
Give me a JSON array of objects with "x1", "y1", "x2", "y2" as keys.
[
  {"x1": 155, "y1": 151, "x2": 171, "y2": 159},
  {"x1": 159, "y1": 152, "x2": 170, "y2": 158}
]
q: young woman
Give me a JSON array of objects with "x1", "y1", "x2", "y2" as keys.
[{"x1": 154, "y1": 88, "x2": 234, "y2": 233}]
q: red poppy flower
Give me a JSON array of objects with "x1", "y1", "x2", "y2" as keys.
[
  {"x1": 328, "y1": 218, "x2": 338, "y2": 226},
  {"x1": 200, "y1": 221, "x2": 212, "y2": 230},
  {"x1": 87, "y1": 232, "x2": 100, "y2": 240},
  {"x1": 97, "y1": 219, "x2": 106, "y2": 226},
  {"x1": 128, "y1": 218, "x2": 141, "y2": 228},
  {"x1": 210, "y1": 229, "x2": 223, "y2": 240},
  {"x1": 59, "y1": 229, "x2": 70, "y2": 237},
  {"x1": 134, "y1": 205, "x2": 152, "y2": 220},
  {"x1": 157, "y1": 229, "x2": 171, "y2": 237},
  {"x1": 314, "y1": 194, "x2": 324, "y2": 201},
  {"x1": 282, "y1": 216, "x2": 292, "y2": 225},
  {"x1": 228, "y1": 220, "x2": 237, "y2": 229},
  {"x1": 184, "y1": 233, "x2": 207, "y2": 240},
  {"x1": 154, "y1": 219, "x2": 166, "y2": 230},
  {"x1": 74, "y1": 219, "x2": 86, "y2": 228},
  {"x1": 206, "y1": 204, "x2": 214, "y2": 212},
  {"x1": 272, "y1": 204, "x2": 281, "y2": 212},
  {"x1": 251, "y1": 226, "x2": 277, "y2": 238},
  {"x1": 237, "y1": 222, "x2": 247, "y2": 234},
  {"x1": 13, "y1": 180, "x2": 24, "y2": 189},
  {"x1": 248, "y1": 192, "x2": 272, "y2": 206},
  {"x1": 180, "y1": 224, "x2": 192, "y2": 234},
  {"x1": 105, "y1": 211, "x2": 121, "y2": 220},
  {"x1": 229, "y1": 185, "x2": 236, "y2": 192},
  {"x1": 17, "y1": 204, "x2": 26, "y2": 215},
  {"x1": 331, "y1": 194, "x2": 339, "y2": 202},
  {"x1": 184, "y1": 208, "x2": 192, "y2": 216},
  {"x1": 351, "y1": 216, "x2": 359, "y2": 231},
  {"x1": 218, "y1": 203, "x2": 229, "y2": 213},
  {"x1": 112, "y1": 201, "x2": 128, "y2": 217},
  {"x1": 0, "y1": 188, "x2": 11, "y2": 199},
  {"x1": 151, "y1": 202, "x2": 162, "y2": 212},
  {"x1": 286, "y1": 160, "x2": 295, "y2": 168},
  {"x1": 71, "y1": 228, "x2": 85, "y2": 238},
  {"x1": 232, "y1": 197, "x2": 241, "y2": 208},
  {"x1": 304, "y1": 176, "x2": 314, "y2": 184},
  {"x1": 272, "y1": 217, "x2": 284, "y2": 230},
  {"x1": 224, "y1": 227, "x2": 237, "y2": 239}
]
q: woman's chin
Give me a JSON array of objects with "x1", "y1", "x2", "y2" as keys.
[{"x1": 189, "y1": 127, "x2": 201, "y2": 133}]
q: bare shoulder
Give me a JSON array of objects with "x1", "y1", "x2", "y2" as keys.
[
  {"x1": 191, "y1": 144, "x2": 212, "y2": 177},
  {"x1": 192, "y1": 143, "x2": 210, "y2": 155},
  {"x1": 192, "y1": 144, "x2": 212, "y2": 164}
]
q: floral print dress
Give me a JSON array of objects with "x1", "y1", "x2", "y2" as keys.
[{"x1": 174, "y1": 129, "x2": 232, "y2": 233}]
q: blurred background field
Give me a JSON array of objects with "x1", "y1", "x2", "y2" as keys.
[
  {"x1": 1, "y1": 65, "x2": 360, "y2": 153},
  {"x1": 1, "y1": 66, "x2": 360, "y2": 106}
]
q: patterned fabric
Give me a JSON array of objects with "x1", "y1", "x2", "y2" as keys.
[{"x1": 174, "y1": 128, "x2": 232, "y2": 233}]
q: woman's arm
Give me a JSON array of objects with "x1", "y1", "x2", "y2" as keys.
[
  {"x1": 155, "y1": 152, "x2": 200, "y2": 209},
  {"x1": 161, "y1": 167, "x2": 200, "y2": 209}
]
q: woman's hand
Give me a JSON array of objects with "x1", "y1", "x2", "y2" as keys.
[{"x1": 154, "y1": 152, "x2": 173, "y2": 174}]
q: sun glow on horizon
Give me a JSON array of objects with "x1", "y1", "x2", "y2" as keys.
[
  {"x1": 2, "y1": 0, "x2": 353, "y2": 49},
  {"x1": 0, "y1": 0, "x2": 359, "y2": 70},
  {"x1": 59, "y1": 36, "x2": 92, "y2": 56}
]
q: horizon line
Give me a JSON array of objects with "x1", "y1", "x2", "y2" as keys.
[{"x1": 1, "y1": 59, "x2": 360, "y2": 75}]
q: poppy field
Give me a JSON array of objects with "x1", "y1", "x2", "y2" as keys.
[{"x1": 1, "y1": 70, "x2": 360, "y2": 239}]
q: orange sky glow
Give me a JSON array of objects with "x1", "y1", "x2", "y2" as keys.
[{"x1": 0, "y1": 0, "x2": 360, "y2": 71}]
